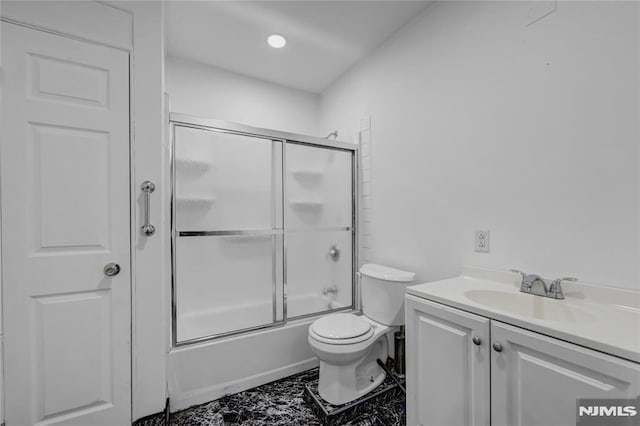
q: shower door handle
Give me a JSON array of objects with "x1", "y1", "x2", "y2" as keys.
[{"x1": 141, "y1": 180, "x2": 156, "y2": 236}]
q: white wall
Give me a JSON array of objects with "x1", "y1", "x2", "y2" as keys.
[
  {"x1": 319, "y1": 1, "x2": 640, "y2": 290},
  {"x1": 166, "y1": 55, "x2": 320, "y2": 136},
  {"x1": 123, "y1": 2, "x2": 168, "y2": 421}
]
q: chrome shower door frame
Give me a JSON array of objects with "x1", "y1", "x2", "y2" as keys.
[{"x1": 170, "y1": 114, "x2": 359, "y2": 348}]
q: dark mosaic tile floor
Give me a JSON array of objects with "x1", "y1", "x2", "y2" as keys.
[{"x1": 135, "y1": 363, "x2": 405, "y2": 426}]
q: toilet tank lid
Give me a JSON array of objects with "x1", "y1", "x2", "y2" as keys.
[{"x1": 359, "y1": 264, "x2": 415, "y2": 283}]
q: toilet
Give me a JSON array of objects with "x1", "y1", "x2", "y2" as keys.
[{"x1": 308, "y1": 263, "x2": 415, "y2": 405}]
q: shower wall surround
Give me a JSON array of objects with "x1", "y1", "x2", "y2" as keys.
[{"x1": 171, "y1": 114, "x2": 356, "y2": 346}]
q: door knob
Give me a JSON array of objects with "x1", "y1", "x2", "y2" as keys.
[
  {"x1": 492, "y1": 342, "x2": 503, "y2": 352},
  {"x1": 104, "y1": 262, "x2": 121, "y2": 277},
  {"x1": 472, "y1": 336, "x2": 482, "y2": 346}
]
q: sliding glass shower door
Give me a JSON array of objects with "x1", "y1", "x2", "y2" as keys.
[
  {"x1": 172, "y1": 117, "x2": 355, "y2": 346},
  {"x1": 173, "y1": 125, "x2": 284, "y2": 343},
  {"x1": 285, "y1": 143, "x2": 353, "y2": 318}
]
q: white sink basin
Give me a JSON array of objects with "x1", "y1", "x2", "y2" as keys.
[{"x1": 464, "y1": 289, "x2": 597, "y2": 323}]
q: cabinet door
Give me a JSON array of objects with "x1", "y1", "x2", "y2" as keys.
[
  {"x1": 491, "y1": 321, "x2": 640, "y2": 426},
  {"x1": 406, "y1": 295, "x2": 490, "y2": 426}
]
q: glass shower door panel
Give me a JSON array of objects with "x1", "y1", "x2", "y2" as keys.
[
  {"x1": 286, "y1": 143, "x2": 352, "y2": 229},
  {"x1": 174, "y1": 125, "x2": 280, "y2": 232},
  {"x1": 286, "y1": 231, "x2": 353, "y2": 318},
  {"x1": 175, "y1": 235, "x2": 279, "y2": 342}
]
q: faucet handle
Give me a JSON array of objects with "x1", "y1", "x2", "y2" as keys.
[
  {"x1": 322, "y1": 285, "x2": 338, "y2": 296},
  {"x1": 550, "y1": 277, "x2": 577, "y2": 287},
  {"x1": 510, "y1": 269, "x2": 527, "y2": 279},
  {"x1": 511, "y1": 269, "x2": 534, "y2": 292},
  {"x1": 548, "y1": 277, "x2": 577, "y2": 299}
]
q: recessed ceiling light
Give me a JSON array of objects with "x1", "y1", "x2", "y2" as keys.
[{"x1": 267, "y1": 34, "x2": 287, "y2": 49}]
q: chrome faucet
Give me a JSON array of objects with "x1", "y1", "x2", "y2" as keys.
[{"x1": 511, "y1": 269, "x2": 578, "y2": 299}]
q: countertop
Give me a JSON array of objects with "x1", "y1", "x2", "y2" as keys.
[{"x1": 406, "y1": 266, "x2": 640, "y2": 364}]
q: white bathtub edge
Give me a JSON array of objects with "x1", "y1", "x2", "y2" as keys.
[{"x1": 169, "y1": 357, "x2": 320, "y2": 412}]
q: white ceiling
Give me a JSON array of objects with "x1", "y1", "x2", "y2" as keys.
[{"x1": 165, "y1": 1, "x2": 431, "y2": 94}]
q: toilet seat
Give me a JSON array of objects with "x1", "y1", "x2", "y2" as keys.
[{"x1": 309, "y1": 314, "x2": 375, "y2": 345}]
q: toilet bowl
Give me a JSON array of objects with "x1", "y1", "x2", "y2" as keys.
[
  {"x1": 308, "y1": 313, "x2": 390, "y2": 405},
  {"x1": 308, "y1": 264, "x2": 415, "y2": 405}
]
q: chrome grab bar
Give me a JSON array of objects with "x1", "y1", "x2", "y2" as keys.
[{"x1": 141, "y1": 180, "x2": 156, "y2": 236}]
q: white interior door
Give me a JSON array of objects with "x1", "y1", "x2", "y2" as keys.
[{"x1": 1, "y1": 23, "x2": 131, "y2": 425}]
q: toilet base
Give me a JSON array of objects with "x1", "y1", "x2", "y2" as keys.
[
  {"x1": 304, "y1": 358, "x2": 406, "y2": 426},
  {"x1": 317, "y1": 337, "x2": 388, "y2": 405}
]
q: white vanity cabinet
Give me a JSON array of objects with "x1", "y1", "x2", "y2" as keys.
[
  {"x1": 491, "y1": 321, "x2": 640, "y2": 426},
  {"x1": 406, "y1": 294, "x2": 640, "y2": 426},
  {"x1": 405, "y1": 295, "x2": 490, "y2": 426}
]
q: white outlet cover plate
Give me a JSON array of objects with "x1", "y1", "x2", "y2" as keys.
[{"x1": 475, "y1": 230, "x2": 490, "y2": 253}]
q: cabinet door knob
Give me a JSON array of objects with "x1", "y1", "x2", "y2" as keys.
[
  {"x1": 492, "y1": 342, "x2": 503, "y2": 352},
  {"x1": 472, "y1": 336, "x2": 482, "y2": 346}
]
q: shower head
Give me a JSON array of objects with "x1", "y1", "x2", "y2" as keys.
[{"x1": 324, "y1": 130, "x2": 338, "y2": 140}]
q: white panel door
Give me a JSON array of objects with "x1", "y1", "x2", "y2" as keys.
[
  {"x1": 1, "y1": 23, "x2": 131, "y2": 425},
  {"x1": 405, "y1": 295, "x2": 490, "y2": 426},
  {"x1": 491, "y1": 321, "x2": 640, "y2": 426}
]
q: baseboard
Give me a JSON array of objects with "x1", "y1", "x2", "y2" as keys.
[
  {"x1": 132, "y1": 409, "x2": 166, "y2": 425},
  {"x1": 169, "y1": 357, "x2": 319, "y2": 412}
]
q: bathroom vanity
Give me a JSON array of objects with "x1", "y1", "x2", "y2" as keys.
[{"x1": 405, "y1": 267, "x2": 640, "y2": 426}]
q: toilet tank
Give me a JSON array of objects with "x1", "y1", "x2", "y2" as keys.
[{"x1": 360, "y1": 264, "x2": 415, "y2": 326}]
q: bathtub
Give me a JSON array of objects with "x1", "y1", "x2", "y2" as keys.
[
  {"x1": 177, "y1": 293, "x2": 345, "y2": 342},
  {"x1": 169, "y1": 293, "x2": 350, "y2": 411}
]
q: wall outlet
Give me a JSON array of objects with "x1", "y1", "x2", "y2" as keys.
[{"x1": 475, "y1": 230, "x2": 490, "y2": 253}]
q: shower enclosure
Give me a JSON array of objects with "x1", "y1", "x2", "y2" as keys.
[{"x1": 170, "y1": 114, "x2": 357, "y2": 346}]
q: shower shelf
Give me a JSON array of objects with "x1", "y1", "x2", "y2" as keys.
[
  {"x1": 290, "y1": 169, "x2": 324, "y2": 181},
  {"x1": 175, "y1": 157, "x2": 212, "y2": 175},
  {"x1": 289, "y1": 200, "x2": 324, "y2": 211},
  {"x1": 176, "y1": 196, "x2": 216, "y2": 209}
]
